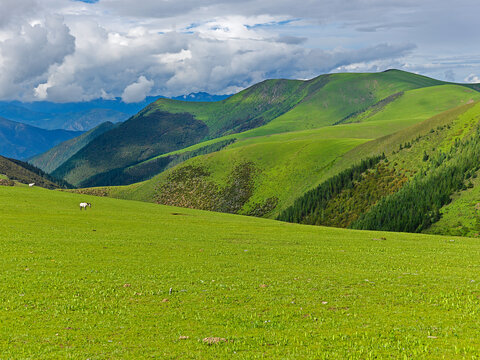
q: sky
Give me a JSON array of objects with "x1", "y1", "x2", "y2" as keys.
[{"x1": 0, "y1": 0, "x2": 479, "y2": 103}]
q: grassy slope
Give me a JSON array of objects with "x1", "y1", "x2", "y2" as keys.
[
  {"x1": 104, "y1": 85, "x2": 480, "y2": 218},
  {"x1": 3, "y1": 186, "x2": 480, "y2": 358},
  {"x1": 148, "y1": 78, "x2": 310, "y2": 137},
  {"x1": 240, "y1": 70, "x2": 444, "y2": 137},
  {"x1": 0, "y1": 156, "x2": 63, "y2": 189},
  {"x1": 51, "y1": 111, "x2": 210, "y2": 186},
  {"x1": 133, "y1": 74, "x2": 473, "y2": 171},
  {"x1": 426, "y1": 175, "x2": 480, "y2": 237},
  {"x1": 103, "y1": 134, "x2": 367, "y2": 207},
  {"x1": 279, "y1": 102, "x2": 480, "y2": 232},
  {"x1": 148, "y1": 70, "x2": 444, "y2": 141},
  {"x1": 29, "y1": 122, "x2": 116, "y2": 173},
  {"x1": 344, "y1": 84, "x2": 479, "y2": 126}
]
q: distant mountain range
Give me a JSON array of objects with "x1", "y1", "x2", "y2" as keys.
[
  {"x1": 0, "y1": 117, "x2": 82, "y2": 160},
  {"x1": 0, "y1": 93, "x2": 231, "y2": 132},
  {"x1": 171, "y1": 92, "x2": 231, "y2": 102}
]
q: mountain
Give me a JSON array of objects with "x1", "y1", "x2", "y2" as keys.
[
  {"x1": 171, "y1": 92, "x2": 231, "y2": 102},
  {"x1": 57, "y1": 70, "x2": 480, "y2": 237},
  {"x1": 77, "y1": 100, "x2": 480, "y2": 238},
  {"x1": 0, "y1": 93, "x2": 230, "y2": 131},
  {"x1": 0, "y1": 103, "x2": 129, "y2": 131},
  {"x1": 51, "y1": 69, "x2": 464, "y2": 187},
  {"x1": 29, "y1": 121, "x2": 117, "y2": 173},
  {"x1": 0, "y1": 117, "x2": 82, "y2": 160},
  {"x1": 0, "y1": 156, "x2": 69, "y2": 189}
]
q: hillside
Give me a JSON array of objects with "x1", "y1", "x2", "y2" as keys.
[
  {"x1": 0, "y1": 117, "x2": 83, "y2": 160},
  {"x1": 51, "y1": 111, "x2": 210, "y2": 186},
  {"x1": 3, "y1": 185, "x2": 480, "y2": 357},
  {"x1": 0, "y1": 156, "x2": 69, "y2": 189},
  {"x1": 87, "y1": 86, "x2": 480, "y2": 221},
  {"x1": 51, "y1": 70, "x2": 473, "y2": 187},
  {"x1": 29, "y1": 122, "x2": 117, "y2": 174},
  {"x1": 278, "y1": 101, "x2": 480, "y2": 235}
]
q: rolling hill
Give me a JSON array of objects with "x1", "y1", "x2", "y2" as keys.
[
  {"x1": 48, "y1": 69, "x2": 477, "y2": 187},
  {"x1": 85, "y1": 86, "x2": 480, "y2": 220},
  {"x1": 278, "y1": 101, "x2": 480, "y2": 233},
  {"x1": 0, "y1": 117, "x2": 82, "y2": 160}
]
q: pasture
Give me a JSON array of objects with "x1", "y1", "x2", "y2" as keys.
[{"x1": 1, "y1": 186, "x2": 480, "y2": 358}]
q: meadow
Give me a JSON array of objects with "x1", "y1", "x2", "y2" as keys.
[{"x1": 2, "y1": 186, "x2": 480, "y2": 358}]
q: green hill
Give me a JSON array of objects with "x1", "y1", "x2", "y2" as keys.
[
  {"x1": 50, "y1": 70, "x2": 463, "y2": 187},
  {"x1": 90, "y1": 85, "x2": 480, "y2": 220},
  {"x1": 3, "y1": 185, "x2": 480, "y2": 358},
  {"x1": 278, "y1": 102, "x2": 480, "y2": 234},
  {"x1": 29, "y1": 122, "x2": 116, "y2": 174},
  {"x1": 0, "y1": 156, "x2": 70, "y2": 189}
]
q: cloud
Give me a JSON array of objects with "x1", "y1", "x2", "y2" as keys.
[
  {"x1": 275, "y1": 35, "x2": 307, "y2": 45},
  {"x1": 121, "y1": 76, "x2": 154, "y2": 103},
  {"x1": 464, "y1": 74, "x2": 480, "y2": 83},
  {"x1": 0, "y1": 15, "x2": 75, "y2": 99},
  {"x1": 0, "y1": 0, "x2": 38, "y2": 28}
]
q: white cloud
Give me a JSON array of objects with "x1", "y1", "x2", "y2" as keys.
[
  {"x1": 0, "y1": 0, "x2": 38, "y2": 28},
  {"x1": 121, "y1": 76, "x2": 154, "y2": 103},
  {"x1": 0, "y1": 15, "x2": 75, "y2": 99},
  {"x1": 464, "y1": 74, "x2": 480, "y2": 83}
]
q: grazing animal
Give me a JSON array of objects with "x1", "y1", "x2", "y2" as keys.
[
  {"x1": 28, "y1": 183, "x2": 35, "y2": 187},
  {"x1": 79, "y1": 202, "x2": 91, "y2": 210}
]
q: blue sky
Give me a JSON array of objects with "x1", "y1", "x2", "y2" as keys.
[{"x1": 0, "y1": 0, "x2": 479, "y2": 102}]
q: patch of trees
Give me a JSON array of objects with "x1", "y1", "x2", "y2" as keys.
[
  {"x1": 277, "y1": 154, "x2": 385, "y2": 224},
  {"x1": 351, "y1": 129, "x2": 480, "y2": 232}
]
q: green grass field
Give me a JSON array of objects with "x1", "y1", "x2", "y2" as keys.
[
  {"x1": 344, "y1": 85, "x2": 479, "y2": 125},
  {"x1": 2, "y1": 186, "x2": 480, "y2": 358}
]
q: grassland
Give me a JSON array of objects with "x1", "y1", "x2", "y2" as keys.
[
  {"x1": 2, "y1": 186, "x2": 480, "y2": 358},
  {"x1": 426, "y1": 173, "x2": 480, "y2": 237},
  {"x1": 343, "y1": 85, "x2": 479, "y2": 126}
]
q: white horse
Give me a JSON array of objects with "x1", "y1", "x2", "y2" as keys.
[{"x1": 79, "y1": 202, "x2": 91, "y2": 210}]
